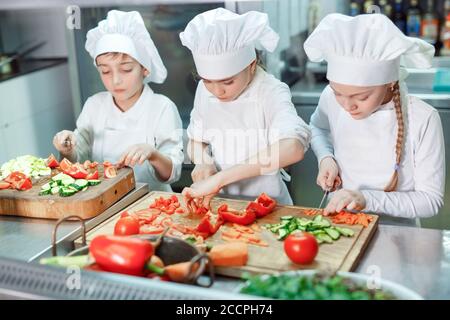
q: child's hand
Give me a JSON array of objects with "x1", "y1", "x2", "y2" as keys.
[
  {"x1": 191, "y1": 164, "x2": 217, "y2": 183},
  {"x1": 323, "y1": 189, "x2": 366, "y2": 215},
  {"x1": 317, "y1": 156, "x2": 342, "y2": 191},
  {"x1": 53, "y1": 130, "x2": 76, "y2": 156},
  {"x1": 182, "y1": 174, "x2": 222, "y2": 208},
  {"x1": 118, "y1": 143, "x2": 155, "y2": 167}
]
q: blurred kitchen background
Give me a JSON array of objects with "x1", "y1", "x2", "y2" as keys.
[{"x1": 0, "y1": 0, "x2": 450, "y2": 229}]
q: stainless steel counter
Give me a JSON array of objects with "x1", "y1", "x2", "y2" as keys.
[
  {"x1": 0, "y1": 183, "x2": 149, "y2": 262},
  {"x1": 210, "y1": 225, "x2": 450, "y2": 300}
]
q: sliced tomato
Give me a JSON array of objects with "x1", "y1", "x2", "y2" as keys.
[
  {"x1": 89, "y1": 161, "x2": 99, "y2": 169},
  {"x1": 104, "y1": 166, "x2": 117, "y2": 179},
  {"x1": 59, "y1": 158, "x2": 72, "y2": 172},
  {"x1": 17, "y1": 178, "x2": 32, "y2": 191},
  {"x1": 86, "y1": 170, "x2": 99, "y2": 180},
  {"x1": 83, "y1": 160, "x2": 92, "y2": 170},
  {"x1": 0, "y1": 182, "x2": 11, "y2": 190},
  {"x1": 103, "y1": 161, "x2": 113, "y2": 167},
  {"x1": 4, "y1": 171, "x2": 27, "y2": 183},
  {"x1": 46, "y1": 154, "x2": 59, "y2": 168},
  {"x1": 139, "y1": 225, "x2": 164, "y2": 235}
]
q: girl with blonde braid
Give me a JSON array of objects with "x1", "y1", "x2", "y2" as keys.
[{"x1": 305, "y1": 13, "x2": 445, "y2": 226}]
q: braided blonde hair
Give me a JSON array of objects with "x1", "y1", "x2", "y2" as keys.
[{"x1": 384, "y1": 81, "x2": 404, "y2": 192}]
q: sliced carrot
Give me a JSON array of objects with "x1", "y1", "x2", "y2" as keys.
[
  {"x1": 251, "y1": 223, "x2": 261, "y2": 232},
  {"x1": 164, "y1": 261, "x2": 198, "y2": 282},
  {"x1": 208, "y1": 242, "x2": 248, "y2": 267},
  {"x1": 221, "y1": 229, "x2": 241, "y2": 239}
]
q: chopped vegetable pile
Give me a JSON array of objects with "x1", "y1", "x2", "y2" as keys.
[
  {"x1": 239, "y1": 273, "x2": 396, "y2": 300},
  {"x1": 39, "y1": 172, "x2": 101, "y2": 197},
  {"x1": 0, "y1": 155, "x2": 51, "y2": 180},
  {"x1": 262, "y1": 215, "x2": 354, "y2": 244}
]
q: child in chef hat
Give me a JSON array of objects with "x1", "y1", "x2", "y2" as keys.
[
  {"x1": 53, "y1": 10, "x2": 184, "y2": 191},
  {"x1": 179, "y1": 8, "x2": 311, "y2": 206},
  {"x1": 305, "y1": 13, "x2": 445, "y2": 226}
]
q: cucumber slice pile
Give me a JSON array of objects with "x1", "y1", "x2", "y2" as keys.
[
  {"x1": 262, "y1": 214, "x2": 355, "y2": 244},
  {"x1": 39, "y1": 173, "x2": 101, "y2": 197}
]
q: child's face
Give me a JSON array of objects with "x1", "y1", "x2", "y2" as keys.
[
  {"x1": 202, "y1": 60, "x2": 257, "y2": 102},
  {"x1": 96, "y1": 53, "x2": 148, "y2": 102},
  {"x1": 330, "y1": 82, "x2": 393, "y2": 120}
]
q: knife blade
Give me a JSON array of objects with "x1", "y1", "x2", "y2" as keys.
[{"x1": 318, "y1": 189, "x2": 330, "y2": 210}]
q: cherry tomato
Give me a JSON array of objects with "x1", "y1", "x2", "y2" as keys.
[
  {"x1": 284, "y1": 231, "x2": 318, "y2": 265},
  {"x1": 86, "y1": 170, "x2": 99, "y2": 180},
  {"x1": 114, "y1": 216, "x2": 140, "y2": 236},
  {"x1": 59, "y1": 158, "x2": 73, "y2": 172}
]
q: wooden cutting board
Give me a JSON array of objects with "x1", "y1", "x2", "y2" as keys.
[
  {"x1": 0, "y1": 167, "x2": 136, "y2": 219},
  {"x1": 76, "y1": 191, "x2": 378, "y2": 277}
]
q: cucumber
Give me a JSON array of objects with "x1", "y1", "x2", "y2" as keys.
[
  {"x1": 316, "y1": 233, "x2": 333, "y2": 244},
  {"x1": 270, "y1": 221, "x2": 289, "y2": 233},
  {"x1": 277, "y1": 228, "x2": 289, "y2": 240},
  {"x1": 87, "y1": 179, "x2": 101, "y2": 186},
  {"x1": 69, "y1": 183, "x2": 83, "y2": 191},
  {"x1": 61, "y1": 177, "x2": 75, "y2": 186},
  {"x1": 74, "y1": 179, "x2": 88, "y2": 189},
  {"x1": 324, "y1": 228, "x2": 340, "y2": 240},
  {"x1": 39, "y1": 189, "x2": 51, "y2": 196},
  {"x1": 59, "y1": 187, "x2": 76, "y2": 197},
  {"x1": 287, "y1": 221, "x2": 297, "y2": 233},
  {"x1": 52, "y1": 172, "x2": 70, "y2": 182},
  {"x1": 280, "y1": 216, "x2": 293, "y2": 220},
  {"x1": 313, "y1": 215, "x2": 323, "y2": 223},
  {"x1": 51, "y1": 186, "x2": 60, "y2": 195},
  {"x1": 335, "y1": 227, "x2": 355, "y2": 237},
  {"x1": 81, "y1": 186, "x2": 88, "y2": 192},
  {"x1": 50, "y1": 181, "x2": 58, "y2": 188},
  {"x1": 41, "y1": 183, "x2": 51, "y2": 192}
]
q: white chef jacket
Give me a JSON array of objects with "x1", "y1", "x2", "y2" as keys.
[
  {"x1": 73, "y1": 85, "x2": 184, "y2": 192},
  {"x1": 310, "y1": 85, "x2": 445, "y2": 225},
  {"x1": 187, "y1": 66, "x2": 311, "y2": 205}
]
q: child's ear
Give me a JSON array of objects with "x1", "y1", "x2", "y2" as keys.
[{"x1": 143, "y1": 68, "x2": 150, "y2": 77}]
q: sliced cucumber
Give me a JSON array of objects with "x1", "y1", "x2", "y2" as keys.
[
  {"x1": 52, "y1": 172, "x2": 70, "y2": 182},
  {"x1": 81, "y1": 186, "x2": 88, "y2": 192},
  {"x1": 50, "y1": 181, "x2": 58, "y2": 188},
  {"x1": 51, "y1": 186, "x2": 60, "y2": 195},
  {"x1": 316, "y1": 233, "x2": 333, "y2": 244},
  {"x1": 74, "y1": 179, "x2": 88, "y2": 189},
  {"x1": 324, "y1": 227, "x2": 340, "y2": 240},
  {"x1": 87, "y1": 179, "x2": 101, "y2": 186},
  {"x1": 277, "y1": 228, "x2": 289, "y2": 240},
  {"x1": 39, "y1": 189, "x2": 51, "y2": 196},
  {"x1": 335, "y1": 227, "x2": 355, "y2": 237},
  {"x1": 59, "y1": 187, "x2": 76, "y2": 197},
  {"x1": 61, "y1": 177, "x2": 75, "y2": 186},
  {"x1": 280, "y1": 216, "x2": 293, "y2": 220},
  {"x1": 41, "y1": 183, "x2": 51, "y2": 192}
]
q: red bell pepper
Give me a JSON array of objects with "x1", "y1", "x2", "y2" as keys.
[
  {"x1": 196, "y1": 210, "x2": 224, "y2": 235},
  {"x1": 89, "y1": 235, "x2": 154, "y2": 276},
  {"x1": 218, "y1": 204, "x2": 256, "y2": 226},
  {"x1": 246, "y1": 193, "x2": 277, "y2": 218}
]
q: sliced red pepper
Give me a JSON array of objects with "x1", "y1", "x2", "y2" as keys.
[
  {"x1": 196, "y1": 211, "x2": 224, "y2": 236},
  {"x1": 59, "y1": 158, "x2": 73, "y2": 172},
  {"x1": 46, "y1": 154, "x2": 59, "y2": 168},
  {"x1": 218, "y1": 204, "x2": 256, "y2": 226},
  {"x1": 140, "y1": 225, "x2": 165, "y2": 235},
  {"x1": 89, "y1": 235, "x2": 154, "y2": 276},
  {"x1": 246, "y1": 193, "x2": 277, "y2": 218}
]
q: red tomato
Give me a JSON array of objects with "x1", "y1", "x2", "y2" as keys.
[
  {"x1": 0, "y1": 182, "x2": 10, "y2": 190},
  {"x1": 4, "y1": 171, "x2": 27, "y2": 183},
  {"x1": 46, "y1": 154, "x2": 59, "y2": 168},
  {"x1": 114, "y1": 217, "x2": 141, "y2": 236},
  {"x1": 284, "y1": 231, "x2": 318, "y2": 265},
  {"x1": 103, "y1": 161, "x2": 113, "y2": 167},
  {"x1": 59, "y1": 158, "x2": 72, "y2": 172},
  {"x1": 86, "y1": 170, "x2": 99, "y2": 180},
  {"x1": 104, "y1": 166, "x2": 117, "y2": 179},
  {"x1": 17, "y1": 178, "x2": 32, "y2": 191},
  {"x1": 83, "y1": 160, "x2": 92, "y2": 170},
  {"x1": 90, "y1": 161, "x2": 99, "y2": 169}
]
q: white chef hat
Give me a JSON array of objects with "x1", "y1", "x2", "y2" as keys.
[
  {"x1": 85, "y1": 10, "x2": 167, "y2": 84},
  {"x1": 179, "y1": 8, "x2": 279, "y2": 80},
  {"x1": 304, "y1": 13, "x2": 435, "y2": 86}
]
